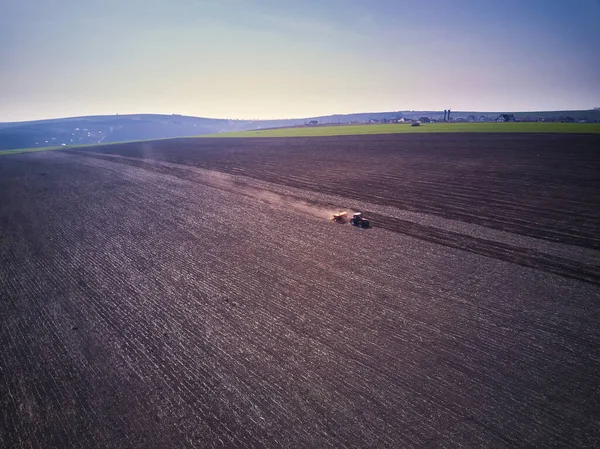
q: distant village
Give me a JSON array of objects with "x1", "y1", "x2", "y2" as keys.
[
  {"x1": 364, "y1": 114, "x2": 590, "y2": 124},
  {"x1": 34, "y1": 126, "x2": 110, "y2": 147},
  {"x1": 315, "y1": 110, "x2": 596, "y2": 126}
]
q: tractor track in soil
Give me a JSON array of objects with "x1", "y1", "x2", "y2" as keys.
[
  {"x1": 66, "y1": 133, "x2": 600, "y2": 250},
  {"x1": 71, "y1": 149, "x2": 600, "y2": 286}
]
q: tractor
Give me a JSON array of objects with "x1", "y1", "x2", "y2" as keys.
[{"x1": 350, "y1": 212, "x2": 370, "y2": 228}]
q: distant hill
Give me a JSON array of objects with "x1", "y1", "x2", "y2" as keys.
[
  {"x1": 1, "y1": 110, "x2": 599, "y2": 151},
  {"x1": 0, "y1": 114, "x2": 300, "y2": 151}
]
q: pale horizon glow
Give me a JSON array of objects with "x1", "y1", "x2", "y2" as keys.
[{"x1": 1, "y1": 0, "x2": 599, "y2": 122}]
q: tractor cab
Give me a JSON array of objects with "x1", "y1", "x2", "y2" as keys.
[{"x1": 350, "y1": 212, "x2": 370, "y2": 228}]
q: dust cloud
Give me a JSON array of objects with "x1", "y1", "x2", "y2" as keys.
[
  {"x1": 80, "y1": 151, "x2": 350, "y2": 221},
  {"x1": 192, "y1": 168, "x2": 346, "y2": 220}
]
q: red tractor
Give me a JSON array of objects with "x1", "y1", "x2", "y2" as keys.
[
  {"x1": 350, "y1": 212, "x2": 370, "y2": 228},
  {"x1": 332, "y1": 211, "x2": 370, "y2": 228}
]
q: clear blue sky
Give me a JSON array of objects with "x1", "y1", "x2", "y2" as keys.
[{"x1": 1, "y1": 0, "x2": 599, "y2": 121}]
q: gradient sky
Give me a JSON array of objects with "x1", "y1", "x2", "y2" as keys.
[{"x1": 1, "y1": 0, "x2": 599, "y2": 121}]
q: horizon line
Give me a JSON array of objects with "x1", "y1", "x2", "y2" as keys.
[{"x1": 1, "y1": 108, "x2": 599, "y2": 124}]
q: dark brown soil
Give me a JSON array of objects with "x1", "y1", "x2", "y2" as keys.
[{"x1": 1, "y1": 133, "x2": 599, "y2": 448}]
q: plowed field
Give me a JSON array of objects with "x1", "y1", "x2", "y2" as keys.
[{"x1": 1, "y1": 133, "x2": 599, "y2": 448}]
